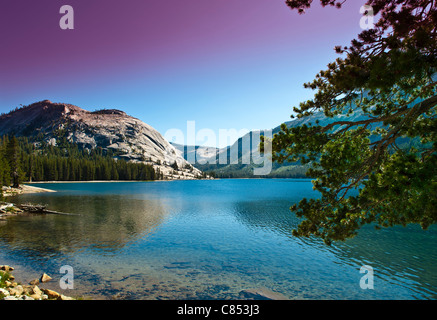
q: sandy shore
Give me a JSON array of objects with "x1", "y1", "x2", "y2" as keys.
[{"x1": 2, "y1": 184, "x2": 56, "y2": 197}]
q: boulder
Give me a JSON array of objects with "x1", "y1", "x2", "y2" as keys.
[
  {"x1": 0, "y1": 287, "x2": 10, "y2": 297},
  {"x1": 42, "y1": 288, "x2": 60, "y2": 299},
  {"x1": 40, "y1": 273, "x2": 52, "y2": 283},
  {"x1": 8, "y1": 285, "x2": 24, "y2": 296},
  {"x1": 239, "y1": 288, "x2": 289, "y2": 300},
  {"x1": 29, "y1": 293, "x2": 41, "y2": 300},
  {"x1": 30, "y1": 286, "x2": 43, "y2": 300},
  {"x1": 22, "y1": 285, "x2": 34, "y2": 295},
  {"x1": 33, "y1": 285, "x2": 43, "y2": 296},
  {"x1": 0, "y1": 265, "x2": 14, "y2": 272},
  {"x1": 22, "y1": 284, "x2": 42, "y2": 299}
]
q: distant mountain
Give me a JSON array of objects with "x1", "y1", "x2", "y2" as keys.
[
  {"x1": 170, "y1": 114, "x2": 336, "y2": 178},
  {"x1": 173, "y1": 109, "x2": 416, "y2": 178},
  {"x1": 0, "y1": 100, "x2": 204, "y2": 180}
]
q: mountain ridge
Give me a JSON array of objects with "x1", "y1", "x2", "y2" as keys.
[
  {"x1": 172, "y1": 109, "x2": 400, "y2": 178},
  {"x1": 0, "y1": 100, "x2": 204, "y2": 180}
]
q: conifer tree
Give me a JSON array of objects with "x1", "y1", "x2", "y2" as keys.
[
  {"x1": 6, "y1": 136, "x2": 22, "y2": 188},
  {"x1": 267, "y1": 0, "x2": 437, "y2": 244}
]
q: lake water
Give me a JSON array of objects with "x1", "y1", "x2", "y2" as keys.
[{"x1": 1, "y1": 179, "x2": 436, "y2": 300}]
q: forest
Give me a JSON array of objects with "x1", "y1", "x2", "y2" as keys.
[{"x1": 0, "y1": 135, "x2": 160, "y2": 188}]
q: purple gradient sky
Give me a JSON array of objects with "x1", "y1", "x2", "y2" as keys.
[{"x1": 0, "y1": 0, "x2": 365, "y2": 147}]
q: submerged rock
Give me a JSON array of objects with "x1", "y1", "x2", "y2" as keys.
[{"x1": 239, "y1": 288, "x2": 289, "y2": 300}]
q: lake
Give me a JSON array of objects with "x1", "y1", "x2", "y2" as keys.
[{"x1": 1, "y1": 179, "x2": 436, "y2": 299}]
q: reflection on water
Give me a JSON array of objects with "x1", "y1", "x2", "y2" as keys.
[
  {"x1": 0, "y1": 195, "x2": 169, "y2": 257},
  {"x1": 0, "y1": 180, "x2": 436, "y2": 300}
]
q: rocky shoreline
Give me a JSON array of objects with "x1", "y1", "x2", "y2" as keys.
[
  {"x1": 1, "y1": 186, "x2": 78, "y2": 300},
  {"x1": 0, "y1": 202, "x2": 78, "y2": 221},
  {"x1": 1, "y1": 185, "x2": 66, "y2": 220},
  {"x1": 0, "y1": 265, "x2": 76, "y2": 300},
  {"x1": 1, "y1": 184, "x2": 56, "y2": 197},
  {"x1": 0, "y1": 202, "x2": 24, "y2": 221}
]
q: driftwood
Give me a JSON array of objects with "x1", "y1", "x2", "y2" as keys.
[
  {"x1": 16, "y1": 203, "x2": 47, "y2": 213},
  {"x1": 0, "y1": 202, "x2": 19, "y2": 215},
  {"x1": 0, "y1": 203, "x2": 14, "y2": 212},
  {"x1": 15, "y1": 204, "x2": 79, "y2": 216}
]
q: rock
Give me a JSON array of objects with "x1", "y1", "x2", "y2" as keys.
[
  {"x1": 1, "y1": 271, "x2": 15, "y2": 281},
  {"x1": 8, "y1": 285, "x2": 24, "y2": 296},
  {"x1": 22, "y1": 285, "x2": 34, "y2": 295},
  {"x1": 239, "y1": 288, "x2": 289, "y2": 300},
  {"x1": 15, "y1": 285, "x2": 24, "y2": 295},
  {"x1": 28, "y1": 285, "x2": 43, "y2": 300},
  {"x1": 0, "y1": 287, "x2": 10, "y2": 297},
  {"x1": 29, "y1": 293, "x2": 41, "y2": 300},
  {"x1": 0, "y1": 204, "x2": 14, "y2": 211},
  {"x1": 0, "y1": 265, "x2": 14, "y2": 272},
  {"x1": 22, "y1": 284, "x2": 42, "y2": 299},
  {"x1": 33, "y1": 285, "x2": 43, "y2": 296},
  {"x1": 0, "y1": 265, "x2": 75, "y2": 301},
  {"x1": 29, "y1": 278, "x2": 40, "y2": 286},
  {"x1": 40, "y1": 273, "x2": 52, "y2": 283},
  {"x1": 42, "y1": 288, "x2": 60, "y2": 299}
]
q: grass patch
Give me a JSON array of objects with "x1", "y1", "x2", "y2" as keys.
[{"x1": 0, "y1": 270, "x2": 11, "y2": 288}]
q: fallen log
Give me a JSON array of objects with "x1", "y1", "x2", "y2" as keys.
[
  {"x1": 16, "y1": 204, "x2": 47, "y2": 213},
  {"x1": 40, "y1": 209, "x2": 79, "y2": 216},
  {"x1": 15, "y1": 204, "x2": 80, "y2": 216},
  {"x1": 0, "y1": 203, "x2": 14, "y2": 211}
]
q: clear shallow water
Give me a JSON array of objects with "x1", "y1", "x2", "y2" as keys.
[{"x1": 1, "y1": 179, "x2": 436, "y2": 300}]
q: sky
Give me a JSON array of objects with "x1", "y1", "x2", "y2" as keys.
[{"x1": 0, "y1": 0, "x2": 366, "y2": 147}]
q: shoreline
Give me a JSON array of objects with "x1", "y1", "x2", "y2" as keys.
[
  {"x1": 26, "y1": 177, "x2": 309, "y2": 184},
  {"x1": 1, "y1": 178, "x2": 311, "y2": 197},
  {"x1": 0, "y1": 265, "x2": 76, "y2": 300},
  {"x1": 26, "y1": 180, "x2": 165, "y2": 183},
  {"x1": 2, "y1": 184, "x2": 57, "y2": 197}
]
